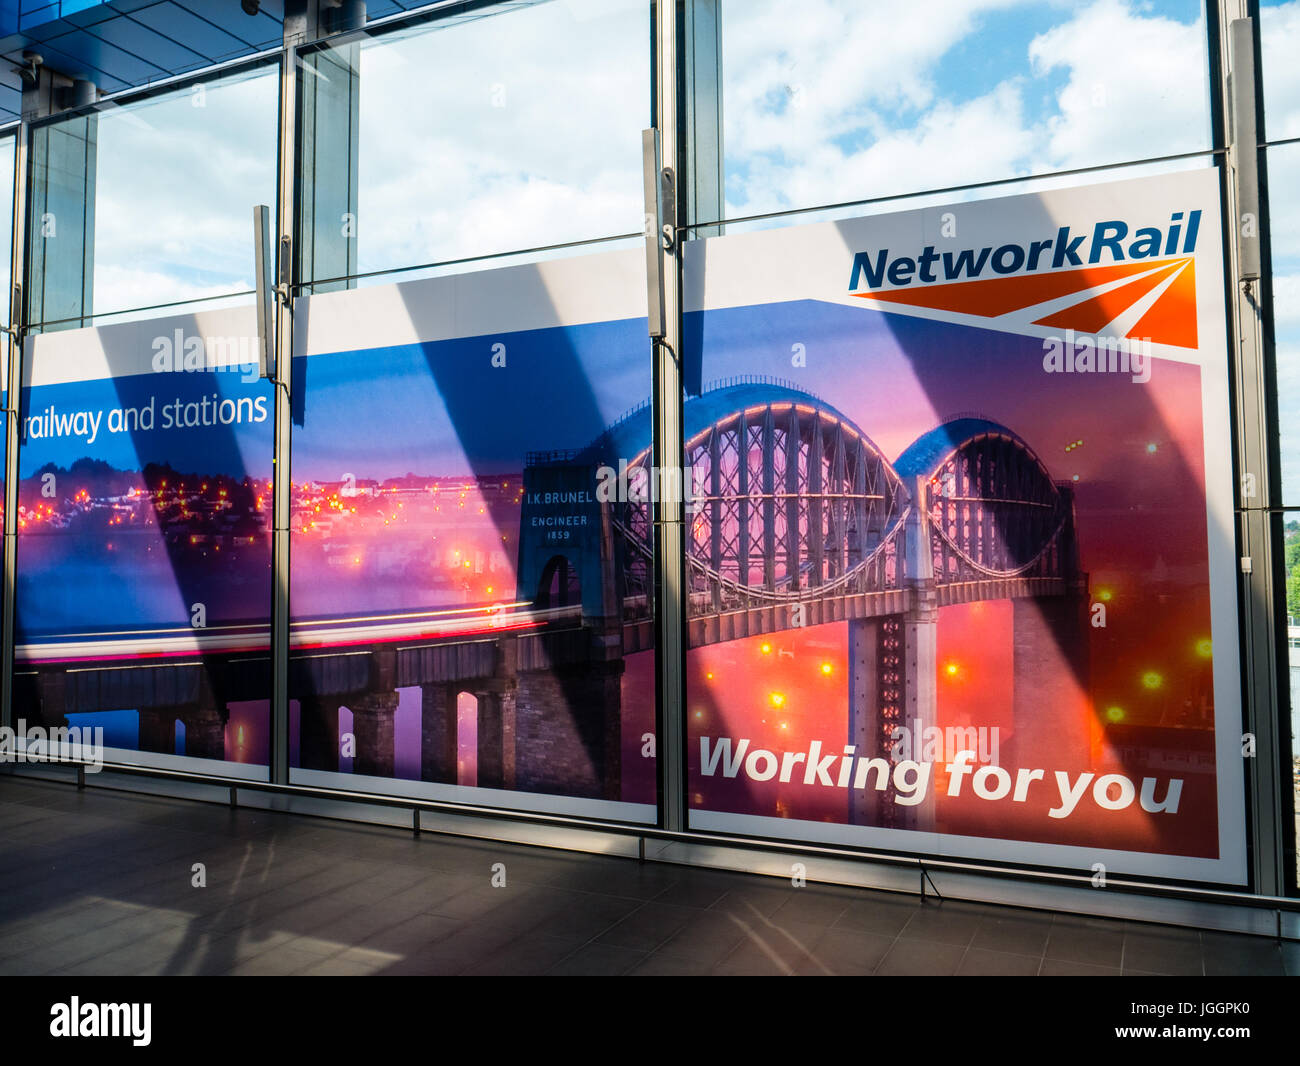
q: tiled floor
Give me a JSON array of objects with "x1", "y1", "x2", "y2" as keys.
[{"x1": 0, "y1": 775, "x2": 1295, "y2": 976}]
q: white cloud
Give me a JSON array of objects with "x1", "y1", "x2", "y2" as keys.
[
  {"x1": 1261, "y1": 1, "x2": 1300, "y2": 140},
  {"x1": 1266, "y1": 142, "x2": 1300, "y2": 265},
  {"x1": 88, "y1": 69, "x2": 278, "y2": 318},
  {"x1": 1027, "y1": 0, "x2": 1210, "y2": 170},
  {"x1": 726, "y1": 80, "x2": 1037, "y2": 218},
  {"x1": 1276, "y1": 273, "x2": 1300, "y2": 331},
  {"x1": 721, "y1": 0, "x2": 1027, "y2": 166},
  {"x1": 719, "y1": 0, "x2": 1212, "y2": 218},
  {"x1": 355, "y1": 0, "x2": 648, "y2": 274},
  {"x1": 92, "y1": 266, "x2": 252, "y2": 320}
]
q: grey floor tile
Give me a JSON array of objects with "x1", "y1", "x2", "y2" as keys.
[
  {"x1": 533, "y1": 892, "x2": 643, "y2": 941},
  {"x1": 357, "y1": 911, "x2": 463, "y2": 955},
  {"x1": 899, "y1": 904, "x2": 984, "y2": 947},
  {"x1": 798, "y1": 928, "x2": 894, "y2": 976},
  {"x1": 874, "y1": 938, "x2": 968, "y2": 976},
  {"x1": 226, "y1": 943, "x2": 340, "y2": 976},
  {"x1": 957, "y1": 947, "x2": 1043, "y2": 975},
  {"x1": 1121, "y1": 929, "x2": 1204, "y2": 975},
  {"x1": 596, "y1": 902, "x2": 696, "y2": 951},
  {"x1": 628, "y1": 951, "x2": 711, "y2": 976},
  {"x1": 711, "y1": 884, "x2": 803, "y2": 919},
  {"x1": 712, "y1": 939, "x2": 802, "y2": 976},
  {"x1": 655, "y1": 909, "x2": 749, "y2": 965},
  {"x1": 299, "y1": 954, "x2": 387, "y2": 976},
  {"x1": 546, "y1": 941, "x2": 648, "y2": 976},
  {"x1": 833, "y1": 895, "x2": 919, "y2": 937},
  {"x1": 768, "y1": 887, "x2": 853, "y2": 926},
  {"x1": 1046, "y1": 922, "x2": 1125, "y2": 968},
  {"x1": 1040, "y1": 958, "x2": 1123, "y2": 976},
  {"x1": 650, "y1": 871, "x2": 741, "y2": 909},
  {"x1": 461, "y1": 932, "x2": 583, "y2": 976},
  {"x1": 969, "y1": 914, "x2": 1053, "y2": 957},
  {"x1": 1201, "y1": 933, "x2": 1286, "y2": 976}
]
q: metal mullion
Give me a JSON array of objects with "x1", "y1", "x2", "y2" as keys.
[
  {"x1": 269, "y1": 44, "x2": 300, "y2": 786},
  {"x1": 0, "y1": 127, "x2": 28, "y2": 733},
  {"x1": 1218, "y1": 4, "x2": 1286, "y2": 895},
  {"x1": 652, "y1": 0, "x2": 686, "y2": 835}
]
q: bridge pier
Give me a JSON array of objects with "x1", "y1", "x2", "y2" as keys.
[
  {"x1": 476, "y1": 685, "x2": 517, "y2": 791},
  {"x1": 300, "y1": 696, "x2": 342, "y2": 772},
  {"x1": 848, "y1": 617, "x2": 889, "y2": 827},
  {"x1": 137, "y1": 707, "x2": 176, "y2": 755},
  {"x1": 1013, "y1": 593, "x2": 1092, "y2": 771},
  {"x1": 901, "y1": 590, "x2": 938, "y2": 832},
  {"x1": 177, "y1": 702, "x2": 228, "y2": 760},
  {"x1": 847, "y1": 602, "x2": 936, "y2": 833},
  {"x1": 513, "y1": 660, "x2": 623, "y2": 800},
  {"x1": 419, "y1": 682, "x2": 459, "y2": 784},
  {"x1": 36, "y1": 671, "x2": 70, "y2": 730},
  {"x1": 350, "y1": 691, "x2": 399, "y2": 778}
]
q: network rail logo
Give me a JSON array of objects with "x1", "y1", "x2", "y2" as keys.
[{"x1": 848, "y1": 211, "x2": 1202, "y2": 350}]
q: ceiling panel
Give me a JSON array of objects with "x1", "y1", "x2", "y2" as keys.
[{"x1": 0, "y1": 0, "x2": 475, "y2": 125}]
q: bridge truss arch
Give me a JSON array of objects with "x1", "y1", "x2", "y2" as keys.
[{"x1": 894, "y1": 417, "x2": 1080, "y2": 590}]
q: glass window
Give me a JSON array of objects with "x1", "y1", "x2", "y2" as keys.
[
  {"x1": 285, "y1": 0, "x2": 656, "y2": 818},
  {"x1": 14, "y1": 302, "x2": 274, "y2": 774},
  {"x1": 1261, "y1": 0, "x2": 1300, "y2": 142},
  {"x1": 1272, "y1": 137, "x2": 1300, "y2": 881},
  {"x1": 299, "y1": 0, "x2": 649, "y2": 290},
  {"x1": 716, "y1": 0, "x2": 1213, "y2": 226},
  {"x1": 1270, "y1": 143, "x2": 1300, "y2": 505},
  {"x1": 27, "y1": 63, "x2": 277, "y2": 331},
  {"x1": 1285, "y1": 515, "x2": 1299, "y2": 885},
  {"x1": 286, "y1": 251, "x2": 655, "y2": 818},
  {"x1": 0, "y1": 132, "x2": 13, "y2": 326}
]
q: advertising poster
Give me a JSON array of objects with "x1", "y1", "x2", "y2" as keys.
[
  {"x1": 288, "y1": 249, "x2": 656, "y2": 821},
  {"x1": 682, "y1": 168, "x2": 1246, "y2": 883},
  {"x1": 14, "y1": 307, "x2": 273, "y2": 775}
]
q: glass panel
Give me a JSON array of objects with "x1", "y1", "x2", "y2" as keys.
[
  {"x1": 299, "y1": 0, "x2": 649, "y2": 290},
  {"x1": 27, "y1": 65, "x2": 277, "y2": 331},
  {"x1": 681, "y1": 165, "x2": 1246, "y2": 884},
  {"x1": 0, "y1": 133, "x2": 13, "y2": 327},
  {"x1": 14, "y1": 308, "x2": 273, "y2": 775},
  {"x1": 1271, "y1": 143, "x2": 1300, "y2": 505},
  {"x1": 1285, "y1": 515, "x2": 1299, "y2": 884},
  {"x1": 286, "y1": 250, "x2": 655, "y2": 820},
  {"x1": 1261, "y1": 0, "x2": 1300, "y2": 142},
  {"x1": 718, "y1": 0, "x2": 1213, "y2": 225}
]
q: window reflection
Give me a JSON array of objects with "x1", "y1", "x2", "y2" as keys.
[
  {"x1": 0, "y1": 134, "x2": 12, "y2": 326},
  {"x1": 305, "y1": 0, "x2": 648, "y2": 287},
  {"x1": 28, "y1": 65, "x2": 276, "y2": 328},
  {"x1": 1261, "y1": 0, "x2": 1300, "y2": 141},
  {"x1": 1270, "y1": 144, "x2": 1300, "y2": 506},
  {"x1": 720, "y1": 0, "x2": 1213, "y2": 222}
]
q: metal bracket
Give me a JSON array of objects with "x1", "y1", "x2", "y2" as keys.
[
  {"x1": 1228, "y1": 18, "x2": 1260, "y2": 282},
  {"x1": 919, "y1": 863, "x2": 943, "y2": 903},
  {"x1": 253, "y1": 205, "x2": 275, "y2": 380},
  {"x1": 659, "y1": 167, "x2": 676, "y2": 253},
  {"x1": 642, "y1": 128, "x2": 676, "y2": 338}
]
